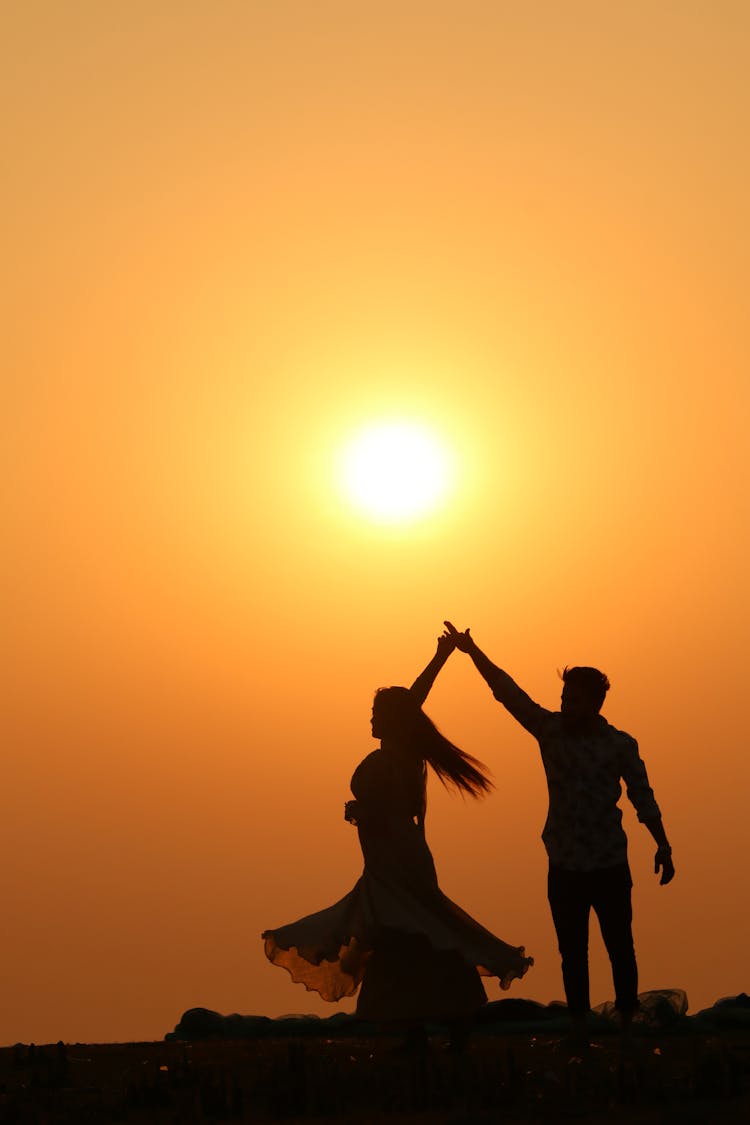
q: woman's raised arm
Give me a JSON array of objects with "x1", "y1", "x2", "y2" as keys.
[{"x1": 409, "y1": 629, "x2": 456, "y2": 706}]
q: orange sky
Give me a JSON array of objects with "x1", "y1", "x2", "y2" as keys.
[{"x1": 4, "y1": 1, "x2": 749, "y2": 1044}]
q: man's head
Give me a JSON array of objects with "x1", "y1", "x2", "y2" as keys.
[{"x1": 560, "y1": 666, "x2": 610, "y2": 727}]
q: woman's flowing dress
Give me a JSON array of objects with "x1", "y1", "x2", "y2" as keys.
[{"x1": 262, "y1": 747, "x2": 532, "y2": 1021}]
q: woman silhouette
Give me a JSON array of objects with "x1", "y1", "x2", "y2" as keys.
[{"x1": 262, "y1": 633, "x2": 532, "y2": 1046}]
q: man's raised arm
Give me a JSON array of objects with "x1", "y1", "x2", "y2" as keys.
[{"x1": 443, "y1": 621, "x2": 547, "y2": 737}]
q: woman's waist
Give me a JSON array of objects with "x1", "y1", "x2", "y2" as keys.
[
  {"x1": 358, "y1": 809, "x2": 420, "y2": 829},
  {"x1": 346, "y1": 797, "x2": 419, "y2": 825}
]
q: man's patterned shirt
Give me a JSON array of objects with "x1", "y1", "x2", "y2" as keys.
[{"x1": 489, "y1": 669, "x2": 661, "y2": 871}]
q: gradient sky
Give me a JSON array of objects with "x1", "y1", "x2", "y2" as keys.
[{"x1": 4, "y1": 1, "x2": 749, "y2": 1044}]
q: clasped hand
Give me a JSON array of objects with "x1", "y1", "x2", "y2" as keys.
[{"x1": 441, "y1": 620, "x2": 473, "y2": 652}]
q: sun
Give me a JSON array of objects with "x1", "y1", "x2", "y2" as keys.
[{"x1": 339, "y1": 420, "x2": 453, "y2": 523}]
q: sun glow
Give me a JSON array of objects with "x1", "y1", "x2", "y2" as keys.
[{"x1": 339, "y1": 420, "x2": 453, "y2": 523}]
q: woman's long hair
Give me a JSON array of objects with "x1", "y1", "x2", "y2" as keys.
[{"x1": 373, "y1": 686, "x2": 493, "y2": 799}]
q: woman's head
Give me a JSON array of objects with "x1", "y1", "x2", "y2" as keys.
[
  {"x1": 370, "y1": 686, "x2": 492, "y2": 799},
  {"x1": 370, "y1": 686, "x2": 422, "y2": 740}
]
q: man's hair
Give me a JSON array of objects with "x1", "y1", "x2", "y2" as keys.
[{"x1": 561, "y1": 666, "x2": 611, "y2": 710}]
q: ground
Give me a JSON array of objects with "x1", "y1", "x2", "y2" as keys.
[{"x1": 2, "y1": 1025, "x2": 750, "y2": 1123}]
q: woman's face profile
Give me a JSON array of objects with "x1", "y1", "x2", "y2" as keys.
[
  {"x1": 371, "y1": 689, "x2": 414, "y2": 742},
  {"x1": 371, "y1": 697, "x2": 400, "y2": 741},
  {"x1": 370, "y1": 703, "x2": 386, "y2": 740}
]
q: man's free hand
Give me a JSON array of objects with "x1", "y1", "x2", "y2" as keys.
[{"x1": 654, "y1": 847, "x2": 675, "y2": 885}]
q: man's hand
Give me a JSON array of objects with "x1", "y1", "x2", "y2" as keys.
[
  {"x1": 443, "y1": 620, "x2": 474, "y2": 652},
  {"x1": 654, "y1": 846, "x2": 675, "y2": 885}
]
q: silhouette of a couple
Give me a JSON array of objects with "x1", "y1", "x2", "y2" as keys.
[{"x1": 263, "y1": 623, "x2": 674, "y2": 1048}]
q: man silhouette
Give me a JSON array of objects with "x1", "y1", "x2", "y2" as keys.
[{"x1": 444, "y1": 622, "x2": 674, "y2": 1044}]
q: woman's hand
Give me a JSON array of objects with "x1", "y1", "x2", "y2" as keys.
[
  {"x1": 436, "y1": 629, "x2": 457, "y2": 658},
  {"x1": 344, "y1": 800, "x2": 359, "y2": 825}
]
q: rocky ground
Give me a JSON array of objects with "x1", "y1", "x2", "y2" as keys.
[{"x1": 2, "y1": 1025, "x2": 750, "y2": 1124}]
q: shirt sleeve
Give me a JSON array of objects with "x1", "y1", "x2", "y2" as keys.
[
  {"x1": 620, "y1": 737, "x2": 661, "y2": 822},
  {"x1": 488, "y1": 668, "x2": 551, "y2": 739}
]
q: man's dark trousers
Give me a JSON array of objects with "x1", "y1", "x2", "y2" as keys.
[{"x1": 547, "y1": 862, "x2": 638, "y2": 1015}]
